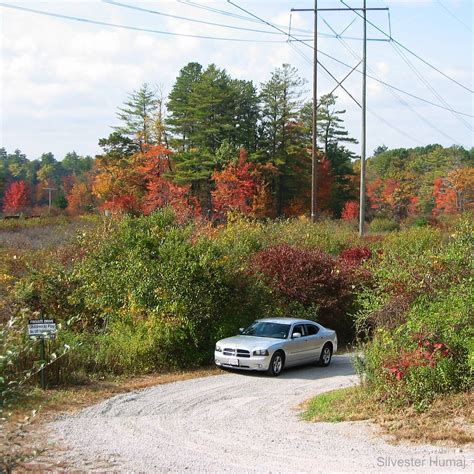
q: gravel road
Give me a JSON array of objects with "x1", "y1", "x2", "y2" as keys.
[{"x1": 48, "y1": 354, "x2": 472, "y2": 473}]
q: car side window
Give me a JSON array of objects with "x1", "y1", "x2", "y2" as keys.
[
  {"x1": 292, "y1": 324, "x2": 305, "y2": 337},
  {"x1": 305, "y1": 324, "x2": 320, "y2": 336}
]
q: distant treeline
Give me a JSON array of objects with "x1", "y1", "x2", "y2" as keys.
[{"x1": 1, "y1": 62, "x2": 473, "y2": 221}]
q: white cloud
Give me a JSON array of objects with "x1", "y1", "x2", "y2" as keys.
[{"x1": 0, "y1": 0, "x2": 472, "y2": 158}]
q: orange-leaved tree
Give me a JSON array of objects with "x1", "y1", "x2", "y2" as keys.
[
  {"x1": 211, "y1": 148, "x2": 258, "y2": 218},
  {"x1": 140, "y1": 144, "x2": 201, "y2": 220},
  {"x1": 66, "y1": 177, "x2": 94, "y2": 215}
]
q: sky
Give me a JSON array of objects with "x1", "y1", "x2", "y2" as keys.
[{"x1": 0, "y1": 0, "x2": 473, "y2": 161}]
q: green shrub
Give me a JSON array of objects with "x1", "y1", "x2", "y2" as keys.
[
  {"x1": 356, "y1": 214, "x2": 474, "y2": 408},
  {"x1": 369, "y1": 217, "x2": 400, "y2": 233}
]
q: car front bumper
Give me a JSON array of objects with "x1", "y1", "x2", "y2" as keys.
[{"x1": 214, "y1": 352, "x2": 271, "y2": 371}]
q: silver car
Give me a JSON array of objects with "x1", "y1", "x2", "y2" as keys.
[{"x1": 214, "y1": 318, "x2": 337, "y2": 376}]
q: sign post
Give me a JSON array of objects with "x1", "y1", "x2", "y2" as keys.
[{"x1": 28, "y1": 318, "x2": 57, "y2": 389}]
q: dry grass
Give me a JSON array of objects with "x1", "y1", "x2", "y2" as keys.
[
  {"x1": 1, "y1": 367, "x2": 220, "y2": 471},
  {"x1": 302, "y1": 386, "x2": 473, "y2": 447}
]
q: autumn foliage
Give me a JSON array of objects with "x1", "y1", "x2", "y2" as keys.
[
  {"x1": 211, "y1": 149, "x2": 257, "y2": 218},
  {"x1": 251, "y1": 244, "x2": 354, "y2": 335},
  {"x1": 2, "y1": 180, "x2": 30, "y2": 214},
  {"x1": 341, "y1": 200, "x2": 359, "y2": 220}
]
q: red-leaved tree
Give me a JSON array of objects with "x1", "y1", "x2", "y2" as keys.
[
  {"x1": 211, "y1": 149, "x2": 257, "y2": 218},
  {"x1": 140, "y1": 144, "x2": 201, "y2": 221},
  {"x1": 432, "y1": 177, "x2": 458, "y2": 216},
  {"x1": 3, "y1": 180, "x2": 30, "y2": 214},
  {"x1": 341, "y1": 200, "x2": 359, "y2": 220}
]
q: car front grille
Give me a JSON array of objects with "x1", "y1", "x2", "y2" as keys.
[{"x1": 223, "y1": 348, "x2": 251, "y2": 358}]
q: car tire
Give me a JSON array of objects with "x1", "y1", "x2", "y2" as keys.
[
  {"x1": 268, "y1": 351, "x2": 284, "y2": 376},
  {"x1": 319, "y1": 344, "x2": 332, "y2": 367}
]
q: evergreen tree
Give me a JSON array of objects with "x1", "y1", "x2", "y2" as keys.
[
  {"x1": 62, "y1": 151, "x2": 94, "y2": 176},
  {"x1": 232, "y1": 79, "x2": 260, "y2": 153},
  {"x1": 114, "y1": 83, "x2": 161, "y2": 151},
  {"x1": 188, "y1": 64, "x2": 237, "y2": 153},
  {"x1": 259, "y1": 64, "x2": 308, "y2": 215},
  {"x1": 300, "y1": 93, "x2": 357, "y2": 156},
  {"x1": 167, "y1": 62, "x2": 203, "y2": 151}
]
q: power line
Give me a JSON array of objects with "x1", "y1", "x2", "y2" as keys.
[
  {"x1": 328, "y1": 26, "x2": 462, "y2": 144},
  {"x1": 102, "y1": 0, "x2": 304, "y2": 37},
  {"x1": 179, "y1": 0, "x2": 316, "y2": 36},
  {"x1": 225, "y1": 0, "x2": 473, "y2": 118},
  {"x1": 390, "y1": 41, "x2": 473, "y2": 132},
  {"x1": 0, "y1": 2, "x2": 287, "y2": 43},
  {"x1": 339, "y1": 0, "x2": 473, "y2": 93},
  {"x1": 289, "y1": 36, "x2": 425, "y2": 160},
  {"x1": 227, "y1": 0, "x2": 360, "y2": 108},
  {"x1": 311, "y1": 47, "x2": 474, "y2": 118},
  {"x1": 183, "y1": 0, "x2": 389, "y2": 43},
  {"x1": 435, "y1": 0, "x2": 472, "y2": 34}
]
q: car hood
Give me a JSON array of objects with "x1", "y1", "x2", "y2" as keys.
[{"x1": 216, "y1": 335, "x2": 282, "y2": 350}]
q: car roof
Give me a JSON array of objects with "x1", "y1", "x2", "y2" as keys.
[{"x1": 256, "y1": 317, "x2": 319, "y2": 325}]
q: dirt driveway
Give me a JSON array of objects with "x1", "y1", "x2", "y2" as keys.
[{"x1": 45, "y1": 354, "x2": 472, "y2": 472}]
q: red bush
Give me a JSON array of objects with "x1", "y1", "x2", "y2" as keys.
[
  {"x1": 384, "y1": 334, "x2": 451, "y2": 381},
  {"x1": 339, "y1": 246, "x2": 372, "y2": 266},
  {"x1": 101, "y1": 195, "x2": 140, "y2": 215},
  {"x1": 252, "y1": 245, "x2": 354, "y2": 332}
]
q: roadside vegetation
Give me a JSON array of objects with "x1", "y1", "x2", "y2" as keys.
[
  {"x1": 303, "y1": 213, "x2": 473, "y2": 445},
  {"x1": 0, "y1": 212, "x2": 472, "y2": 470},
  {"x1": 302, "y1": 387, "x2": 473, "y2": 445},
  {"x1": 1, "y1": 61, "x2": 473, "y2": 467}
]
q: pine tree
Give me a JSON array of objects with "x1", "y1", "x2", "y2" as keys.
[
  {"x1": 114, "y1": 83, "x2": 161, "y2": 151},
  {"x1": 300, "y1": 93, "x2": 358, "y2": 156},
  {"x1": 167, "y1": 62, "x2": 203, "y2": 151},
  {"x1": 259, "y1": 64, "x2": 308, "y2": 215}
]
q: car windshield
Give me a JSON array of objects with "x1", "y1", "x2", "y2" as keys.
[{"x1": 241, "y1": 321, "x2": 290, "y2": 339}]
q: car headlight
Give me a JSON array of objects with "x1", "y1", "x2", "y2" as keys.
[
  {"x1": 253, "y1": 349, "x2": 269, "y2": 356},
  {"x1": 215, "y1": 345, "x2": 222, "y2": 352}
]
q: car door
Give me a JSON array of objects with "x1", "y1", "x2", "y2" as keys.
[
  {"x1": 285, "y1": 324, "x2": 311, "y2": 366},
  {"x1": 304, "y1": 323, "x2": 323, "y2": 360}
]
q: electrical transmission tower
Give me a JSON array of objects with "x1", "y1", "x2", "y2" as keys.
[{"x1": 291, "y1": 1, "x2": 388, "y2": 235}]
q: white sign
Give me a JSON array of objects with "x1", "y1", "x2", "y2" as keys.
[{"x1": 28, "y1": 319, "x2": 57, "y2": 338}]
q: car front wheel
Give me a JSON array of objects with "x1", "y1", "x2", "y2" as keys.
[
  {"x1": 319, "y1": 344, "x2": 332, "y2": 367},
  {"x1": 268, "y1": 351, "x2": 284, "y2": 376}
]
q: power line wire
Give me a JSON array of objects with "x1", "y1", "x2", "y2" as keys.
[
  {"x1": 0, "y1": 2, "x2": 287, "y2": 43},
  {"x1": 228, "y1": 0, "x2": 469, "y2": 143},
  {"x1": 436, "y1": 0, "x2": 472, "y2": 34},
  {"x1": 390, "y1": 41, "x2": 473, "y2": 132},
  {"x1": 178, "y1": 0, "x2": 316, "y2": 36},
  {"x1": 288, "y1": 40, "x2": 424, "y2": 146},
  {"x1": 339, "y1": 0, "x2": 473, "y2": 93},
  {"x1": 102, "y1": 0, "x2": 303, "y2": 37},
  {"x1": 180, "y1": 0, "x2": 390, "y2": 43},
  {"x1": 329, "y1": 26, "x2": 462, "y2": 144},
  {"x1": 225, "y1": 0, "x2": 472, "y2": 118},
  {"x1": 309, "y1": 45, "x2": 474, "y2": 118},
  {"x1": 227, "y1": 0, "x2": 361, "y2": 108}
]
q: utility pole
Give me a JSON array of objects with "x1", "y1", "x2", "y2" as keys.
[
  {"x1": 44, "y1": 187, "x2": 56, "y2": 213},
  {"x1": 311, "y1": 0, "x2": 318, "y2": 223},
  {"x1": 359, "y1": 0, "x2": 367, "y2": 236},
  {"x1": 292, "y1": 1, "x2": 387, "y2": 234}
]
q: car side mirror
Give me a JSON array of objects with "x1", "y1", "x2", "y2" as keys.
[
  {"x1": 292, "y1": 332, "x2": 302, "y2": 339},
  {"x1": 239, "y1": 327, "x2": 244, "y2": 334}
]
